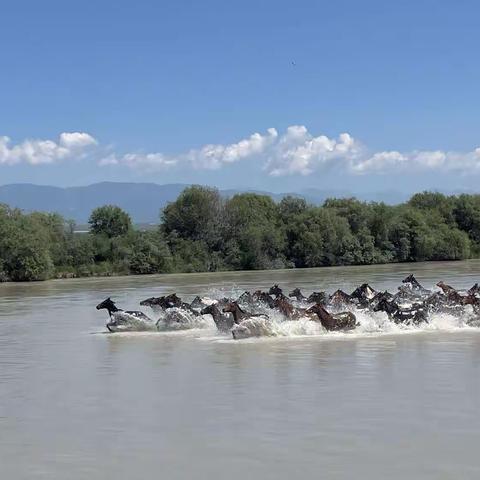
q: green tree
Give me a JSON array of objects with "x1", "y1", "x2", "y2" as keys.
[
  {"x1": 224, "y1": 193, "x2": 286, "y2": 269},
  {"x1": 162, "y1": 185, "x2": 224, "y2": 247},
  {"x1": 89, "y1": 205, "x2": 132, "y2": 238},
  {"x1": 128, "y1": 231, "x2": 172, "y2": 274}
]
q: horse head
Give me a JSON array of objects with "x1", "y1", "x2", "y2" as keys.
[
  {"x1": 201, "y1": 304, "x2": 218, "y2": 316},
  {"x1": 140, "y1": 297, "x2": 157, "y2": 307},
  {"x1": 373, "y1": 297, "x2": 397, "y2": 314},
  {"x1": 268, "y1": 284, "x2": 283, "y2": 296},
  {"x1": 402, "y1": 274, "x2": 424, "y2": 290},
  {"x1": 96, "y1": 297, "x2": 119, "y2": 314},
  {"x1": 289, "y1": 288, "x2": 304, "y2": 299},
  {"x1": 222, "y1": 301, "x2": 239, "y2": 314}
]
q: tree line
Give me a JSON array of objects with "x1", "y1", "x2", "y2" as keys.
[{"x1": 0, "y1": 186, "x2": 479, "y2": 281}]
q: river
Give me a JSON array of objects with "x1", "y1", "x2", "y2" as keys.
[{"x1": 1, "y1": 260, "x2": 480, "y2": 479}]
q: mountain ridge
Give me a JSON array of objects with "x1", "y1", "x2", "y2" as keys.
[{"x1": 0, "y1": 182, "x2": 417, "y2": 223}]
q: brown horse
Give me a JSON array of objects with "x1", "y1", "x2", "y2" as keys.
[
  {"x1": 327, "y1": 289, "x2": 354, "y2": 308},
  {"x1": 437, "y1": 281, "x2": 479, "y2": 307},
  {"x1": 222, "y1": 301, "x2": 268, "y2": 325},
  {"x1": 273, "y1": 295, "x2": 299, "y2": 319},
  {"x1": 306, "y1": 303, "x2": 357, "y2": 331}
]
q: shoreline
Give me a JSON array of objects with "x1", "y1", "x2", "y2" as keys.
[{"x1": 1, "y1": 258, "x2": 479, "y2": 287}]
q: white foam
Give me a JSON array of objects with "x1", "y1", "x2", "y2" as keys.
[
  {"x1": 99, "y1": 285, "x2": 480, "y2": 341},
  {"x1": 155, "y1": 308, "x2": 214, "y2": 331}
]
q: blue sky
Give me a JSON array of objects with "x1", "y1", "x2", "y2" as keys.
[{"x1": 1, "y1": 0, "x2": 479, "y2": 195}]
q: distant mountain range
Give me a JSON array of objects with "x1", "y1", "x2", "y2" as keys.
[{"x1": 0, "y1": 182, "x2": 416, "y2": 224}]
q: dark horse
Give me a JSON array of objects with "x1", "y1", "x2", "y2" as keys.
[
  {"x1": 96, "y1": 297, "x2": 153, "y2": 332},
  {"x1": 401, "y1": 274, "x2": 431, "y2": 294},
  {"x1": 140, "y1": 293, "x2": 199, "y2": 316},
  {"x1": 289, "y1": 288, "x2": 307, "y2": 302},
  {"x1": 201, "y1": 303, "x2": 235, "y2": 332},
  {"x1": 268, "y1": 284, "x2": 283, "y2": 297},
  {"x1": 350, "y1": 283, "x2": 377, "y2": 307},
  {"x1": 373, "y1": 297, "x2": 427, "y2": 325},
  {"x1": 289, "y1": 288, "x2": 327, "y2": 304}
]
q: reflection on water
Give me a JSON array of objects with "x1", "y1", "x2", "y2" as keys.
[{"x1": 1, "y1": 261, "x2": 480, "y2": 479}]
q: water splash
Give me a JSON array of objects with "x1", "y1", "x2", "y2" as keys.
[{"x1": 102, "y1": 286, "x2": 480, "y2": 340}]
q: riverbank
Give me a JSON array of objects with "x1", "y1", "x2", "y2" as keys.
[
  {"x1": 2, "y1": 259, "x2": 479, "y2": 291},
  {"x1": 1, "y1": 256, "x2": 475, "y2": 284},
  {"x1": 1, "y1": 188, "x2": 479, "y2": 282}
]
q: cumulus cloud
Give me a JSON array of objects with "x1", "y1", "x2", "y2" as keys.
[
  {"x1": 0, "y1": 132, "x2": 97, "y2": 165},
  {"x1": 3, "y1": 127, "x2": 480, "y2": 176},
  {"x1": 100, "y1": 128, "x2": 279, "y2": 171},
  {"x1": 99, "y1": 126, "x2": 363, "y2": 175},
  {"x1": 187, "y1": 127, "x2": 278, "y2": 169},
  {"x1": 352, "y1": 148, "x2": 480, "y2": 174},
  {"x1": 264, "y1": 126, "x2": 362, "y2": 176}
]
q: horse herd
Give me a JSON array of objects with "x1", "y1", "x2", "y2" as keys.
[{"x1": 95, "y1": 275, "x2": 480, "y2": 339}]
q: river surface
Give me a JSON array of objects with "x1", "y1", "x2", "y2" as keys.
[{"x1": 1, "y1": 261, "x2": 480, "y2": 479}]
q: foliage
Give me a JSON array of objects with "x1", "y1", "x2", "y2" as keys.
[
  {"x1": 1, "y1": 188, "x2": 480, "y2": 282},
  {"x1": 88, "y1": 205, "x2": 132, "y2": 238}
]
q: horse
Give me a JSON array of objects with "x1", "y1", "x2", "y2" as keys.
[
  {"x1": 402, "y1": 274, "x2": 427, "y2": 290},
  {"x1": 222, "y1": 301, "x2": 269, "y2": 325},
  {"x1": 190, "y1": 296, "x2": 215, "y2": 310},
  {"x1": 468, "y1": 283, "x2": 480, "y2": 296},
  {"x1": 140, "y1": 293, "x2": 200, "y2": 316},
  {"x1": 307, "y1": 291, "x2": 328, "y2": 304},
  {"x1": 436, "y1": 281, "x2": 479, "y2": 308},
  {"x1": 273, "y1": 295, "x2": 300, "y2": 319},
  {"x1": 373, "y1": 297, "x2": 427, "y2": 325},
  {"x1": 350, "y1": 283, "x2": 377, "y2": 307},
  {"x1": 252, "y1": 290, "x2": 276, "y2": 308},
  {"x1": 268, "y1": 284, "x2": 283, "y2": 297},
  {"x1": 289, "y1": 288, "x2": 307, "y2": 302},
  {"x1": 327, "y1": 289, "x2": 355, "y2": 309},
  {"x1": 368, "y1": 290, "x2": 394, "y2": 310},
  {"x1": 306, "y1": 304, "x2": 357, "y2": 331},
  {"x1": 96, "y1": 297, "x2": 155, "y2": 332},
  {"x1": 201, "y1": 303, "x2": 234, "y2": 332},
  {"x1": 399, "y1": 274, "x2": 431, "y2": 297},
  {"x1": 140, "y1": 293, "x2": 182, "y2": 310},
  {"x1": 436, "y1": 281, "x2": 459, "y2": 297},
  {"x1": 236, "y1": 291, "x2": 254, "y2": 307}
]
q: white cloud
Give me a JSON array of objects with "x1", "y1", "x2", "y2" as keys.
[
  {"x1": 0, "y1": 132, "x2": 97, "y2": 165},
  {"x1": 98, "y1": 126, "x2": 361, "y2": 175},
  {"x1": 98, "y1": 152, "x2": 175, "y2": 169},
  {"x1": 352, "y1": 148, "x2": 480, "y2": 174},
  {"x1": 187, "y1": 127, "x2": 278, "y2": 169},
  {"x1": 3, "y1": 127, "x2": 480, "y2": 176},
  {"x1": 265, "y1": 126, "x2": 361, "y2": 176},
  {"x1": 99, "y1": 128, "x2": 278, "y2": 171},
  {"x1": 59, "y1": 132, "x2": 98, "y2": 149}
]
